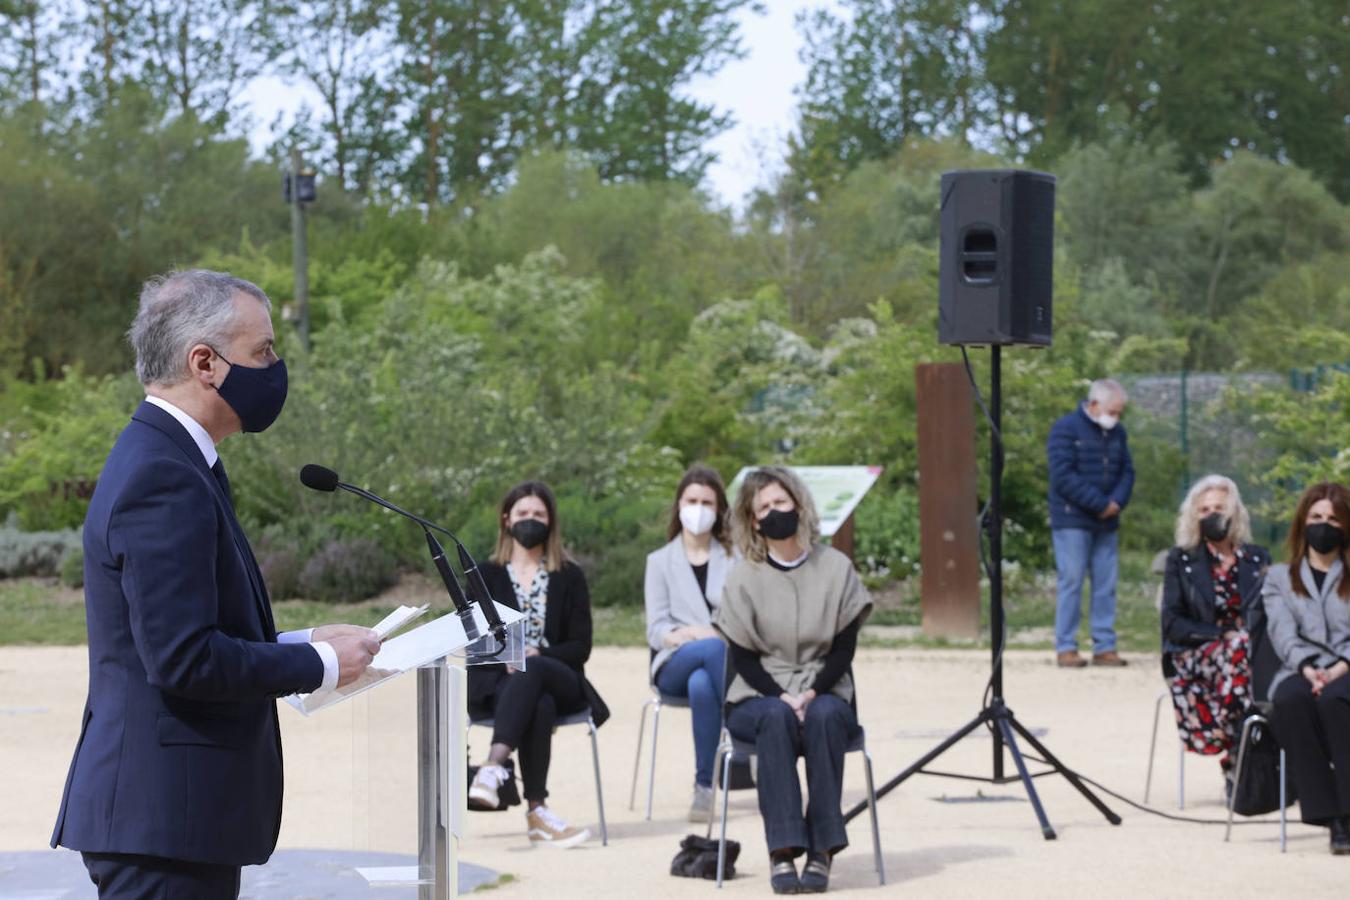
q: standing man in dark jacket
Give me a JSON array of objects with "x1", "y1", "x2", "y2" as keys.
[
  {"x1": 1047, "y1": 379, "x2": 1135, "y2": 668},
  {"x1": 51, "y1": 270, "x2": 380, "y2": 897}
]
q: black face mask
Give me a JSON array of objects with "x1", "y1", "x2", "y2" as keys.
[
  {"x1": 1200, "y1": 513, "x2": 1230, "y2": 543},
  {"x1": 214, "y1": 351, "x2": 288, "y2": 433},
  {"x1": 510, "y1": 518, "x2": 549, "y2": 550},
  {"x1": 1306, "y1": 522, "x2": 1345, "y2": 555},
  {"x1": 758, "y1": 508, "x2": 799, "y2": 541}
]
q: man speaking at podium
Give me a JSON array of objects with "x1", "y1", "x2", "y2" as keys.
[{"x1": 51, "y1": 270, "x2": 380, "y2": 898}]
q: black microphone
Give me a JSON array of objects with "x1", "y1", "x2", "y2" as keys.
[
  {"x1": 424, "y1": 531, "x2": 479, "y2": 640},
  {"x1": 300, "y1": 464, "x2": 339, "y2": 492},
  {"x1": 457, "y1": 543, "x2": 507, "y2": 639},
  {"x1": 300, "y1": 464, "x2": 507, "y2": 646}
]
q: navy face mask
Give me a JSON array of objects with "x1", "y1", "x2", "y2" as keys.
[{"x1": 213, "y1": 350, "x2": 288, "y2": 433}]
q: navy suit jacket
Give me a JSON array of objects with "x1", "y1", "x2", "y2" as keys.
[{"x1": 51, "y1": 401, "x2": 323, "y2": 866}]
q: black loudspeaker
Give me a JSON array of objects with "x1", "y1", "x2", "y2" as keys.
[{"x1": 938, "y1": 169, "x2": 1055, "y2": 346}]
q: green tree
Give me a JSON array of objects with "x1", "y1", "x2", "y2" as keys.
[
  {"x1": 269, "y1": 0, "x2": 402, "y2": 195},
  {"x1": 139, "y1": 0, "x2": 272, "y2": 126},
  {"x1": 792, "y1": 0, "x2": 983, "y2": 193},
  {"x1": 575, "y1": 0, "x2": 760, "y2": 183}
]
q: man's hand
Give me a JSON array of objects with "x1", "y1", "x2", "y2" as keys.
[
  {"x1": 688, "y1": 624, "x2": 720, "y2": 641},
  {"x1": 1099, "y1": 501, "x2": 1121, "y2": 519},
  {"x1": 329, "y1": 633, "x2": 382, "y2": 688},
  {"x1": 1324, "y1": 660, "x2": 1349, "y2": 685},
  {"x1": 313, "y1": 623, "x2": 379, "y2": 643}
]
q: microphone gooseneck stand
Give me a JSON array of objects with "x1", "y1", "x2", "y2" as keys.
[{"x1": 299, "y1": 465, "x2": 508, "y2": 656}]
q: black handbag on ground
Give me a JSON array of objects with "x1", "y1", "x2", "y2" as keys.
[
  {"x1": 671, "y1": 834, "x2": 740, "y2": 880},
  {"x1": 466, "y1": 759, "x2": 522, "y2": 811},
  {"x1": 1231, "y1": 713, "x2": 1297, "y2": 816}
]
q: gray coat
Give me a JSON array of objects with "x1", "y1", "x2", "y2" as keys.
[
  {"x1": 644, "y1": 537, "x2": 733, "y2": 679},
  {"x1": 1261, "y1": 558, "x2": 1350, "y2": 696}
]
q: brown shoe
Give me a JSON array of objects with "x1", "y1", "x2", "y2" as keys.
[
  {"x1": 1056, "y1": 650, "x2": 1088, "y2": 668},
  {"x1": 1092, "y1": 651, "x2": 1128, "y2": 667}
]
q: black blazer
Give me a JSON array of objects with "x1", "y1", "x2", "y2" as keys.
[
  {"x1": 51, "y1": 402, "x2": 323, "y2": 866},
  {"x1": 1160, "y1": 543, "x2": 1270, "y2": 684},
  {"x1": 468, "y1": 559, "x2": 610, "y2": 725}
]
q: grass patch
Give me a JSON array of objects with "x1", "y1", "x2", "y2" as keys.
[
  {"x1": 0, "y1": 550, "x2": 1166, "y2": 652},
  {"x1": 0, "y1": 578, "x2": 87, "y2": 644}
]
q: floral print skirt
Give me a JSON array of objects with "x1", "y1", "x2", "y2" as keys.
[{"x1": 1168, "y1": 630, "x2": 1252, "y2": 763}]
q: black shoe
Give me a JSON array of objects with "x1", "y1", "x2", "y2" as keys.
[
  {"x1": 799, "y1": 852, "x2": 831, "y2": 893},
  {"x1": 770, "y1": 855, "x2": 801, "y2": 894},
  {"x1": 1331, "y1": 818, "x2": 1350, "y2": 855}
]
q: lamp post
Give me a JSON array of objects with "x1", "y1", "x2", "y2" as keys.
[{"x1": 283, "y1": 148, "x2": 317, "y2": 350}]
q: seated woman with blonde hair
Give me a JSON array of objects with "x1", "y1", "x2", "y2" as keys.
[
  {"x1": 1160, "y1": 474, "x2": 1269, "y2": 791},
  {"x1": 715, "y1": 466, "x2": 871, "y2": 894}
]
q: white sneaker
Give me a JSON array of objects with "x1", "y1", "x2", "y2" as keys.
[
  {"x1": 688, "y1": 783, "x2": 714, "y2": 823},
  {"x1": 526, "y1": 805, "x2": 591, "y2": 848},
  {"x1": 468, "y1": 764, "x2": 509, "y2": 810}
]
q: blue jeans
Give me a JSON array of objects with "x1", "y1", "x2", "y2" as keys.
[
  {"x1": 726, "y1": 694, "x2": 857, "y2": 855},
  {"x1": 655, "y1": 637, "x2": 725, "y2": 788},
  {"x1": 1052, "y1": 528, "x2": 1119, "y2": 654}
]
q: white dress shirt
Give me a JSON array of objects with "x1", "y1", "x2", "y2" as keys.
[{"x1": 144, "y1": 395, "x2": 338, "y2": 693}]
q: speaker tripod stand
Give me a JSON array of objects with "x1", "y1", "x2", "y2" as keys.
[{"x1": 843, "y1": 345, "x2": 1120, "y2": 838}]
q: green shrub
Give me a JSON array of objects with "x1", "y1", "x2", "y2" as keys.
[
  {"x1": 0, "y1": 516, "x2": 81, "y2": 577},
  {"x1": 850, "y1": 488, "x2": 920, "y2": 579},
  {"x1": 58, "y1": 545, "x2": 84, "y2": 588},
  {"x1": 0, "y1": 367, "x2": 141, "y2": 530},
  {"x1": 256, "y1": 533, "x2": 305, "y2": 601},
  {"x1": 298, "y1": 538, "x2": 399, "y2": 604}
]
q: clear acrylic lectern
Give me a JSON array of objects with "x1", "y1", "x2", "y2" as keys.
[{"x1": 286, "y1": 600, "x2": 526, "y2": 899}]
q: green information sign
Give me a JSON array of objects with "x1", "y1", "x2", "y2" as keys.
[{"x1": 728, "y1": 466, "x2": 883, "y2": 537}]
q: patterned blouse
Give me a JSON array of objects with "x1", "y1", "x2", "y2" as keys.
[
  {"x1": 1211, "y1": 548, "x2": 1245, "y2": 631},
  {"x1": 507, "y1": 562, "x2": 550, "y2": 649}
]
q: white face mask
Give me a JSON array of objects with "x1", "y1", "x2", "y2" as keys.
[
  {"x1": 1095, "y1": 413, "x2": 1119, "y2": 430},
  {"x1": 679, "y1": 504, "x2": 717, "y2": 536}
]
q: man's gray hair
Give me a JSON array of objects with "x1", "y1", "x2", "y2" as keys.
[
  {"x1": 1087, "y1": 378, "x2": 1128, "y2": 406},
  {"x1": 128, "y1": 270, "x2": 270, "y2": 386}
]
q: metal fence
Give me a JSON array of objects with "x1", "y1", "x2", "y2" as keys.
[{"x1": 1122, "y1": 364, "x2": 1347, "y2": 549}]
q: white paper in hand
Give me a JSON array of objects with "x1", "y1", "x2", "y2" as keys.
[{"x1": 371, "y1": 604, "x2": 429, "y2": 640}]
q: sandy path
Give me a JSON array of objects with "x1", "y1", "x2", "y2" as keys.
[{"x1": 1, "y1": 645, "x2": 1339, "y2": 898}]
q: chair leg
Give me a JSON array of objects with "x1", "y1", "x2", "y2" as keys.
[
  {"x1": 716, "y1": 738, "x2": 733, "y2": 888},
  {"x1": 1279, "y1": 748, "x2": 1287, "y2": 854},
  {"x1": 863, "y1": 746, "x2": 885, "y2": 885},
  {"x1": 587, "y1": 716, "x2": 608, "y2": 846},
  {"x1": 707, "y1": 731, "x2": 731, "y2": 840},
  {"x1": 1178, "y1": 741, "x2": 1185, "y2": 810},
  {"x1": 646, "y1": 702, "x2": 663, "y2": 821},
  {"x1": 1225, "y1": 714, "x2": 1259, "y2": 843},
  {"x1": 629, "y1": 697, "x2": 656, "y2": 811},
  {"x1": 1145, "y1": 689, "x2": 1164, "y2": 804}
]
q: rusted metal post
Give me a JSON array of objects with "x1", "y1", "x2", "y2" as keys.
[{"x1": 916, "y1": 363, "x2": 981, "y2": 639}]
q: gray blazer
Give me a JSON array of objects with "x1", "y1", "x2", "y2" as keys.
[
  {"x1": 644, "y1": 536, "x2": 732, "y2": 679},
  {"x1": 1262, "y1": 558, "x2": 1350, "y2": 696}
]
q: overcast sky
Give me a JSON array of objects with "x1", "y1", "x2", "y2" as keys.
[{"x1": 242, "y1": 2, "x2": 838, "y2": 209}]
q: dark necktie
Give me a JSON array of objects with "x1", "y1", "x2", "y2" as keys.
[{"x1": 211, "y1": 459, "x2": 233, "y2": 507}]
